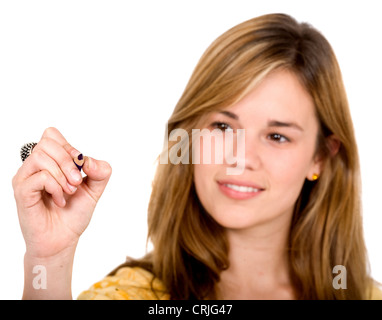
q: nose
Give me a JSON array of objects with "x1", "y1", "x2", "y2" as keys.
[
  {"x1": 224, "y1": 128, "x2": 261, "y2": 174},
  {"x1": 244, "y1": 131, "x2": 263, "y2": 171}
]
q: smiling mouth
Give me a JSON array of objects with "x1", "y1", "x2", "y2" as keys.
[
  {"x1": 223, "y1": 183, "x2": 261, "y2": 193},
  {"x1": 217, "y1": 180, "x2": 265, "y2": 199}
]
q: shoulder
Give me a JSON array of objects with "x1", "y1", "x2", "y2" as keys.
[{"x1": 77, "y1": 266, "x2": 170, "y2": 300}]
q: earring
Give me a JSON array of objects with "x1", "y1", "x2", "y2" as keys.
[{"x1": 312, "y1": 173, "x2": 319, "y2": 181}]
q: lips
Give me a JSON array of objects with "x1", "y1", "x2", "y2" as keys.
[{"x1": 217, "y1": 179, "x2": 265, "y2": 200}]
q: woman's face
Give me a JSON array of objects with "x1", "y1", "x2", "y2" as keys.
[{"x1": 193, "y1": 69, "x2": 321, "y2": 231}]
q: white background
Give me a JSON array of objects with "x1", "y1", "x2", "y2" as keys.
[{"x1": 0, "y1": 1, "x2": 381, "y2": 300}]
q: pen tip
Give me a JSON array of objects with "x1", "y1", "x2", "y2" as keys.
[{"x1": 74, "y1": 153, "x2": 85, "y2": 171}]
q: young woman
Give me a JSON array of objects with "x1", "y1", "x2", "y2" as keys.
[{"x1": 13, "y1": 13, "x2": 382, "y2": 299}]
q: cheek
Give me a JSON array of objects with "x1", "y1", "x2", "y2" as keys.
[
  {"x1": 266, "y1": 149, "x2": 313, "y2": 195},
  {"x1": 192, "y1": 132, "x2": 226, "y2": 204},
  {"x1": 193, "y1": 164, "x2": 211, "y2": 198},
  {"x1": 193, "y1": 163, "x2": 219, "y2": 212},
  {"x1": 192, "y1": 130, "x2": 226, "y2": 165},
  {"x1": 193, "y1": 164, "x2": 203, "y2": 189}
]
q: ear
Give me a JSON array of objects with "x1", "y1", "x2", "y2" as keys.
[
  {"x1": 306, "y1": 134, "x2": 341, "y2": 181},
  {"x1": 326, "y1": 134, "x2": 341, "y2": 157},
  {"x1": 306, "y1": 159, "x2": 323, "y2": 181}
]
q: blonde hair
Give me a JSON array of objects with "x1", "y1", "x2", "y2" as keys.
[{"x1": 113, "y1": 13, "x2": 372, "y2": 299}]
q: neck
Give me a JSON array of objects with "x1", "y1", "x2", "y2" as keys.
[{"x1": 217, "y1": 214, "x2": 295, "y2": 299}]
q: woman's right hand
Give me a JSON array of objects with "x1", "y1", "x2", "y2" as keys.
[
  {"x1": 13, "y1": 127, "x2": 112, "y2": 299},
  {"x1": 13, "y1": 127, "x2": 112, "y2": 262}
]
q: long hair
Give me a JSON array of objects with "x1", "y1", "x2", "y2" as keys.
[{"x1": 113, "y1": 13, "x2": 372, "y2": 299}]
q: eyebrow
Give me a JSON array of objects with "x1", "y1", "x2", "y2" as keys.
[
  {"x1": 267, "y1": 120, "x2": 304, "y2": 131},
  {"x1": 219, "y1": 110, "x2": 239, "y2": 120},
  {"x1": 219, "y1": 111, "x2": 304, "y2": 132}
]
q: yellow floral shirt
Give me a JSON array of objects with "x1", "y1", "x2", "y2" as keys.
[
  {"x1": 371, "y1": 285, "x2": 382, "y2": 300},
  {"x1": 77, "y1": 266, "x2": 170, "y2": 300},
  {"x1": 78, "y1": 266, "x2": 382, "y2": 300}
]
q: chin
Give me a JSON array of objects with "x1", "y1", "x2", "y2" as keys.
[{"x1": 206, "y1": 206, "x2": 264, "y2": 230}]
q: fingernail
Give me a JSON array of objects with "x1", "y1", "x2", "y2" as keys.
[
  {"x1": 70, "y1": 168, "x2": 82, "y2": 182},
  {"x1": 67, "y1": 182, "x2": 77, "y2": 193},
  {"x1": 87, "y1": 156, "x2": 96, "y2": 170}
]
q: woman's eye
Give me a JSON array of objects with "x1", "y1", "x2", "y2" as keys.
[
  {"x1": 268, "y1": 133, "x2": 290, "y2": 143},
  {"x1": 211, "y1": 121, "x2": 232, "y2": 131}
]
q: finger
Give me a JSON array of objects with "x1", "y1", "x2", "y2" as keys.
[
  {"x1": 19, "y1": 170, "x2": 66, "y2": 208},
  {"x1": 82, "y1": 157, "x2": 112, "y2": 202},
  {"x1": 41, "y1": 127, "x2": 82, "y2": 160},
  {"x1": 16, "y1": 138, "x2": 81, "y2": 195},
  {"x1": 41, "y1": 127, "x2": 69, "y2": 146},
  {"x1": 16, "y1": 148, "x2": 78, "y2": 195},
  {"x1": 32, "y1": 138, "x2": 83, "y2": 186}
]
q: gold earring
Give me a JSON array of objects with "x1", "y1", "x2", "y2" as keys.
[{"x1": 312, "y1": 173, "x2": 319, "y2": 181}]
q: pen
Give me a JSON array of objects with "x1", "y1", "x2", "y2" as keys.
[{"x1": 73, "y1": 153, "x2": 84, "y2": 171}]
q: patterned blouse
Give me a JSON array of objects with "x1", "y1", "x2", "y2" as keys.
[
  {"x1": 77, "y1": 266, "x2": 382, "y2": 300},
  {"x1": 77, "y1": 266, "x2": 169, "y2": 300}
]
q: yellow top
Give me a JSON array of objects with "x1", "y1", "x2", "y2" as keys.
[
  {"x1": 370, "y1": 284, "x2": 382, "y2": 300},
  {"x1": 77, "y1": 266, "x2": 382, "y2": 300},
  {"x1": 77, "y1": 266, "x2": 170, "y2": 300}
]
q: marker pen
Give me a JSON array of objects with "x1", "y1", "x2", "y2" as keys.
[{"x1": 73, "y1": 153, "x2": 84, "y2": 171}]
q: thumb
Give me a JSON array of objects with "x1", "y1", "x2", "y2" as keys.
[{"x1": 82, "y1": 156, "x2": 112, "y2": 201}]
